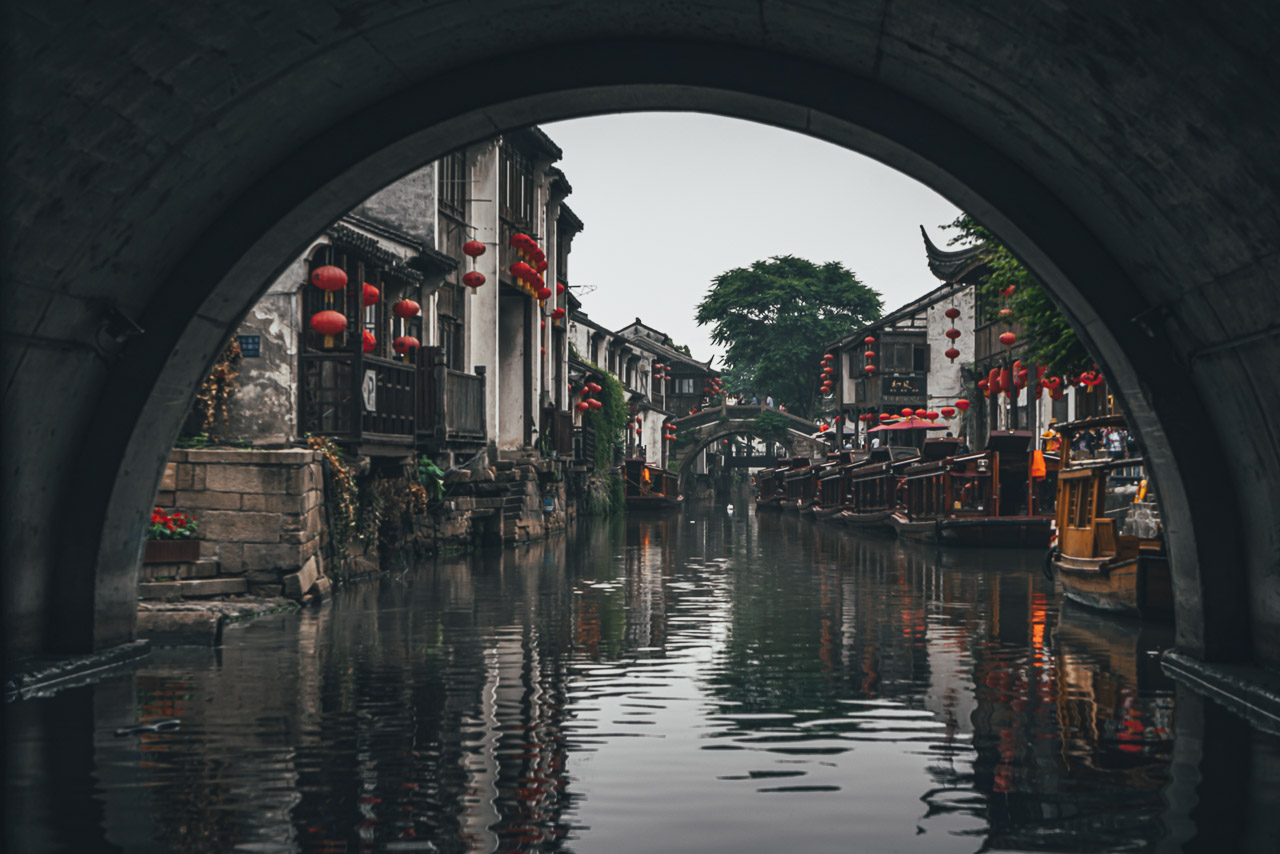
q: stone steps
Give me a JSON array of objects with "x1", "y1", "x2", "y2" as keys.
[
  {"x1": 138, "y1": 558, "x2": 219, "y2": 581},
  {"x1": 138, "y1": 577, "x2": 248, "y2": 600}
]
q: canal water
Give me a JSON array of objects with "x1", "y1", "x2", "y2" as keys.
[{"x1": 9, "y1": 499, "x2": 1280, "y2": 852}]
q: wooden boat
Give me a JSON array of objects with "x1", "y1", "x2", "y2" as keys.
[
  {"x1": 814, "y1": 450, "x2": 869, "y2": 521},
  {"x1": 1048, "y1": 416, "x2": 1170, "y2": 620},
  {"x1": 840, "y1": 446, "x2": 919, "y2": 531},
  {"x1": 890, "y1": 432, "x2": 1057, "y2": 547},
  {"x1": 622, "y1": 458, "x2": 682, "y2": 511},
  {"x1": 754, "y1": 466, "x2": 786, "y2": 509},
  {"x1": 782, "y1": 456, "x2": 816, "y2": 512}
]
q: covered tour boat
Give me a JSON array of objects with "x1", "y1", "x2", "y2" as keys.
[
  {"x1": 814, "y1": 450, "x2": 869, "y2": 520},
  {"x1": 754, "y1": 465, "x2": 786, "y2": 510},
  {"x1": 622, "y1": 458, "x2": 682, "y2": 511},
  {"x1": 781, "y1": 456, "x2": 817, "y2": 512},
  {"x1": 1048, "y1": 416, "x2": 1170, "y2": 620},
  {"x1": 890, "y1": 431, "x2": 1059, "y2": 547},
  {"x1": 839, "y1": 446, "x2": 920, "y2": 530}
]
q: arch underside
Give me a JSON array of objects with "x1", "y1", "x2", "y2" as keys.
[{"x1": 5, "y1": 2, "x2": 1278, "y2": 686}]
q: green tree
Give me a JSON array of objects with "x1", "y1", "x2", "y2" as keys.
[
  {"x1": 943, "y1": 214, "x2": 1092, "y2": 376},
  {"x1": 695, "y1": 256, "x2": 882, "y2": 418}
]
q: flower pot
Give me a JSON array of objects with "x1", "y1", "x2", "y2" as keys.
[{"x1": 143, "y1": 539, "x2": 201, "y2": 564}]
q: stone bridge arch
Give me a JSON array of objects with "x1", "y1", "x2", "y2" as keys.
[
  {"x1": 7, "y1": 2, "x2": 1280, "y2": 710},
  {"x1": 669, "y1": 411, "x2": 829, "y2": 494}
]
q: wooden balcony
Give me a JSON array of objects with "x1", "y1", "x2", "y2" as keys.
[
  {"x1": 418, "y1": 347, "x2": 487, "y2": 447},
  {"x1": 300, "y1": 351, "x2": 417, "y2": 450}
]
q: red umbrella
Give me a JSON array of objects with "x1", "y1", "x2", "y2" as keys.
[{"x1": 867, "y1": 416, "x2": 951, "y2": 432}]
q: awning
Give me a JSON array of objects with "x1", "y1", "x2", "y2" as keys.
[{"x1": 868, "y1": 417, "x2": 951, "y2": 432}]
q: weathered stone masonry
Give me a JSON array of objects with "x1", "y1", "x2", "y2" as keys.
[{"x1": 154, "y1": 449, "x2": 329, "y2": 600}]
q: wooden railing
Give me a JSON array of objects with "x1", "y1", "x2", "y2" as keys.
[
  {"x1": 300, "y1": 351, "x2": 416, "y2": 442},
  {"x1": 419, "y1": 347, "x2": 487, "y2": 443}
]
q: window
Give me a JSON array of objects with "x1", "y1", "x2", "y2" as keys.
[
  {"x1": 676, "y1": 378, "x2": 695, "y2": 395},
  {"x1": 913, "y1": 344, "x2": 929, "y2": 372},
  {"x1": 439, "y1": 150, "x2": 466, "y2": 220}
]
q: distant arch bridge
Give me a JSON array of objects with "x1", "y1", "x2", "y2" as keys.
[{"x1": 669, "y1": 404, "x2": 830, "y2": 491}]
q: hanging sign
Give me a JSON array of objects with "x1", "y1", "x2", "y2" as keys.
[{"x1": 362, "y1": 370, "x2": 377, "y2": 411}]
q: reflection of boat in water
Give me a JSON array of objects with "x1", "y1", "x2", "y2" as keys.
[
  {"x1": 1054, "y1": 600, "x2": 1176, "y2": 773},
  {"x1": 622, "y1": 458, "x2": 681, "y2": 511},
  {"x1": 1048, "y1": 416, "x2": 1171, "y2": 620}
]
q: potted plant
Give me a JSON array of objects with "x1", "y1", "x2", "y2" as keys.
[{"x1": 144, "y1": 507, "x2": 200, "y2": 563}]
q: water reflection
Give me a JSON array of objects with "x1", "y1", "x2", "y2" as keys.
[{"x1": 7, "y1": 498, "x2": 1280, "y2": 852}]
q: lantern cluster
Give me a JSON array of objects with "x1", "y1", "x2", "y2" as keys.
[
  {"x1": 819, "y1": 352, "x2": 836, "y2": 396},
  {"x1": 863, "y1": 336, "x2": 877, "y2": 376},
  {"x1": 998, "y1": 284, "x2": 1017, "y2": 350},
  {"x1": 309, "y1": 264, "x2": 349, "y2": 348},
  {"x1": 1076, "y1": 365, "x2": 1104, "y2": 391},
  {"x1": 463, "y1": 238, "x2": 487, "y2": 291},
  {"x1": 943, "y1": 306, "x2": 962, "y2": 363},
  {"x1": 664, "y1": 422, "x2": 677, "y2": 443},
  {"x1": 652, "y1": 363, "x2": 670, "y2": 388},
  {"x1": 575, "y1": 380, "x2": 604, "y2": 413},
  {"x1": 509, "y1": 232, "x2": 554, "y2": 304},
  {"x1": 703, "y1": 376, "x2": 724, "y2": 399}
]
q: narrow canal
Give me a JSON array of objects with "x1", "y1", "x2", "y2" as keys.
[{"x1": 10, "y1": 497, "x2": 1280, "y2": 852}]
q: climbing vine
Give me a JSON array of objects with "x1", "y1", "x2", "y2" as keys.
[
  {"x1": 307, "y1": 435, "x2": 359, "y2": 551},
  {"x1": 582, "y1": 365, "x2": 628, "y2": 470},
  {"x1": 194, "y1": 338, "x2": 243, "y2": 440}
]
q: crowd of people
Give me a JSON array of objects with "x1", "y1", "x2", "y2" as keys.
[{"x1": 1040, "y1": 420, "x2": 1136, "y2": 459}]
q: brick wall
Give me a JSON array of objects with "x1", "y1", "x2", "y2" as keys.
[{"x1": 156, "y1": 449, "x2": 326, "y2": 598}]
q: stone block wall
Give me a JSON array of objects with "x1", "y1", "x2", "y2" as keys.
[{"x1": 155, "y1": 448, "x2": 327, "y2": 598}]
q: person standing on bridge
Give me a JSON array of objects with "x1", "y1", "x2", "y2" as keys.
[{"x1": 766, "y1": 395, "x2": 774, "y2": 408}]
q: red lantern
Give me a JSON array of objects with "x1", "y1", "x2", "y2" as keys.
[
  {"x1": 999, "y1": 307, "x2": 1014, "y2": 321},
  {"x1": 915, "y1": 408, "x2": 928, "y2": 419},
  {"x1": 552, "y1": 307, "x2": 566, "y2": 320},
  {"x1": 587, "y1": 382, "x2": 601, "y2": 394},
  {"x1": 463, "y1": 271, "x2": 486, "y2": 289},
  {"x1": 955, "y1": 399, "x2": 970, "y2": 411},
  {"x1": 926, "y1": 411, "x2": 939, "y2": 422},
  {"x1": 999, "y1": 331, "x2": 1017, "y2": 348},
  {"x1": 637, "y1": 427, "x2": 643, "y2": 436},
  {"x1": 901, "y1": 408, "x2": 914, "y2": 418},
  {"x1": 1000, "y1": 285, "x2": 1016, "y2": 298},
  {"x1": 864, "y1": 336, "x2": 875, "y2": 345},
  {"x1": 510, "y1": 261, "x2": 535, "y2": 282},
  {"x1": 463, "y1": 240, "x2": 486, "y2": 258},
  {"x1": 940, "y1": 406, "x2": 956, "y2": 419},
  {"x1": 556, "y1": 282, "x2": 565, "y2": 295},
  {"x1": 362, "y1": 329, "x2": 376, "y2": 353},
  {"x1": 576, "y1": 401, "x2": 590, "y2": 412},
  {"x1": 588, "y1": 398, "x2": 602, "y2": 410},
  {"x1": 879, "y1": 413, "x2": 894, "y2": 423},
  {"x1": 819, "y1": 424, "x2": 829, "y2": 432},
  {"x1": 392, "y1": 299, "x2": 420, "y2": 318},
  {"x1": 823, "y1": 366, "x2": 834, "y2": 375},
  {"x1": 537, "y1": 259, "x2": 549, "y2": 274},
  {"x1": 393, "y1": 335, "x2": 420, "y2": 355},
  {"x1": 945, "y1": 347, "x2": 960, "y2": 362},
  {"x1": 310, "y1": 310, "x2": 347, "y2": 347},
  {"x1": 362, "y1": 282, "x2": 380, "y2": 306},
  {"x1": 945, "y1": 328, "x2": 961, "y2": 340},
  {"x1": 509, "y1": 232, "x2": 531, "y2": 250},
  {"x1": 537, "y1": 286, "x2": 552, "y2": 301},
  {"x1": 944, "y1": 307, "x2": 960, "y2": 320},
  {"x1": 999, "y1": 367, "x2": 1012, "y2": 396},
  {"x1": 310, "y1": 265, "x2": 347, "y2": 291},
  {"x1": 864, "y1": 350, "x2": 875, "y2": 359},
  {"x1": 865, "y1": 365, "x2": 876, "y2": 375},
  {"x1": 824, "y1": 353, "x2": 834, "y2": 360}
]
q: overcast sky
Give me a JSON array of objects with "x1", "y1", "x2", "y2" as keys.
[{"x1": 543, "y1": 113, "x2": 965, "y2": 366}]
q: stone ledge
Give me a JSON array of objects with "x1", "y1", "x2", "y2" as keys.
[
  {"x1": 5, "y1": 640, "x2": 151, "y2": 700},
  {"x1": 136, "y1": 611, "x2": 223, "y2": 646},
  {"x1": 178, "y1": 577, "x2": 248, "y2": 597},
  {"x1": 182, "y1": 448, "x2": 318, "y2": 465},
  {"x1": 1162, "y1": 650, "x2": 1280, "y2": 736}
]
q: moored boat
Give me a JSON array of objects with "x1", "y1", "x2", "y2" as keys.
[
  {"x1": 841, "y1": 446, "x2": 919, "y2": 532},
  {"x1": 1048, "y1": 416, "x2": 1171, "y2": 620},
  {"x1": 622, "y1": 458, "x2": 682, "y2": 511},
  {"x1": 892, "y1": 432, "x2": 1057, "y2": 548}
]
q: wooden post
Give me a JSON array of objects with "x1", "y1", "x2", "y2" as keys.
[{"x1": 432, "y1": 348, "x2": 447, "y2": 443}]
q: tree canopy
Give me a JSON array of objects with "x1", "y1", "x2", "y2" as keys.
[
  {"x1": 695, "y1": 256, "x2": 881, "y2": 417},
  {"x1": 943, "y1": 215, "x2": 1092, "y2": 376}
]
